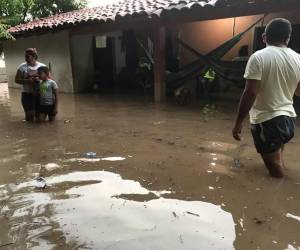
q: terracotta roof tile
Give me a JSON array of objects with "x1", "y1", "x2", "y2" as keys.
[{"x1": 8, "y1": 0, "x2": 298, "y2": 35}]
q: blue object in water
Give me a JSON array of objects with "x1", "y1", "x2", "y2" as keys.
[{"x1": 85, "y1": 152, "x2": 97, "y2": 158}]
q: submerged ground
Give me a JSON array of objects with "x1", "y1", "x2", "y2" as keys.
[{"x1": 0, "y1": 83, "x2": 300, "y2": 250}]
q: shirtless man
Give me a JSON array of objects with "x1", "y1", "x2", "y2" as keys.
[{"x1": 232, "y1": 18, "x2": 300, "y2": 178}]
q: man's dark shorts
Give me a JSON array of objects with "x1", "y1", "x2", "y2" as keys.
[
  {"x1": 251, "y1": 115, "x2": 296, "y2": 154},
  {"x1": 21, "y1": 92, "x2": 35, "y2": 112},
  {"x1": 38, "y1": 105, "x2": 55, "y2": 117}
]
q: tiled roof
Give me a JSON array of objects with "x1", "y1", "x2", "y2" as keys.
[{"x1": 8, "y1": 0, "x2": 298, "y2": 35}]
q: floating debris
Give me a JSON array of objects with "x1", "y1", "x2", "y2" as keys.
[
  {"x1": 65, "y1": 156, "x2": 126, "y2": 163},
  {"x1": 85, "y1": 152, "x2": 97, "y2": 158},
  {"x1": 253, "y1": 217, "x2": 264, "y2": 225},
  {"x1": 286, "y1": 213, "x2": 300, "y2": 222},
  {"x1": 233, "y1": 158, "x2": 242, "y2": 168},
  {"x1": 172, "y1": 211, "x2": 178, "y2": 218},
  {"x1": 66, "y1": 157, "x2": 101, "y2": 162},
  {"x1": 186, "y1": 211, "x2": 200, "y2": 217},
  {"x1": 34, "y1": 177, "x2": 47, "y2": 189},
  {"x1": 43, "y1": 163, "x2": 60, "y2": 171}
]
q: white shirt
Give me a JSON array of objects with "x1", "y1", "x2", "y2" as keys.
[
  {"x1": 244, "y1": 46, "x2": 300, "y2": 124},
  {"x1": 17, "y1": 62, "x2": 46, "y2": 93}
]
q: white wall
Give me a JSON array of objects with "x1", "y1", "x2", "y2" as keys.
[
  {"x1": 0, "y1": 54, "x2": 7, "y2": 82},
  {"x1": 70, "y1": 34, "x2": 94, "y2": 92},
  {"x1": 0, "y1": 54, "x2": 5, "y2": 73},
  {"x1": 0, "y1": 54, "x2": 5, "y2": 69},
  {"x1": 4, "y1": 30, "x2": 74, "y2": 93}
]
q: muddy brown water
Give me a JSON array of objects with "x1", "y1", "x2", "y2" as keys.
[{"x1": 0, "y1": 83, "x2": 300, "y2": 250}]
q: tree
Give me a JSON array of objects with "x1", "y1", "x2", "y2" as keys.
[
  {"x1": 0, "y1": 0, "x2": 87, "y2": 40},
  {"x1": 30, "y1": 0, "x2": 87, "y2": 20},
  {"x1": 0, "y1": 23, "x2": 14, "y2": 40},
  {"x1": 0, "y1": 0, "x2": 86, "y2": 53}
]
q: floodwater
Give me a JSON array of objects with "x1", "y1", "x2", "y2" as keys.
[{"x1": 0, "y1": 83, "x2": 300, "y2": 250}]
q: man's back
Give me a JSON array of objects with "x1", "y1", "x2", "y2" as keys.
[
  {"x1": 233, "y1": 18, "x2": 299, "y2": 178},
  {"x1": 245, "y1": 46, "x2": 300, "y2": 124}
]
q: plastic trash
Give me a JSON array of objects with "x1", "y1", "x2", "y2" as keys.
[
  {"x1": 85, "y1": 152, "x2": 97, "y2": 158},
  {"x1": 34, "y1": 177, "x2": 47, "y2": 189},
  {"x1": 43, "y1": 163, "x2": 60, "y2": 171},
  {"x1": 233, "y1": 158, "x2": 241, "y2": 168}
]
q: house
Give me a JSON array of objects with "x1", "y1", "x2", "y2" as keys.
[{"x1": 4, "y1": 0, "x2": 300, "y2": 102}]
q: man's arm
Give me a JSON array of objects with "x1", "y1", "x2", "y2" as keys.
[{"x1": 232, "y1": 79, "x2": 261, "y2": 141}]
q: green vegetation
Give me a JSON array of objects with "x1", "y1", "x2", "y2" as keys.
[{"x1": 0, "y1": 0, "x2": 87, "y2": 51}]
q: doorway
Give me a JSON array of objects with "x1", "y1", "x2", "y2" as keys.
[{"x1": 93, "y1": 35, "x2": 115, "y2": 92}]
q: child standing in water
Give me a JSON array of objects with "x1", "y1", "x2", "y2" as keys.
[{"x1": 37, "y1": 66, "x2": 58, "y2": 122}]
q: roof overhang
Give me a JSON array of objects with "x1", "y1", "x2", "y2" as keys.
[{"x1": 9, "y1": 0, "x2": 300, "y2": 38}]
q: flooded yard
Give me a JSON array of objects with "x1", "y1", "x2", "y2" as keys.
[{"x1": 0, "y1": 83, "x2": 300, "y2": 250}]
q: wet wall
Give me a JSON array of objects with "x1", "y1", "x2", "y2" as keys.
[
  {"x1": 4, "y1": 30, "x2": 74, "y2": 93},
  {"x1": 70, "y1": 34, "x2": 94, "y2": 92}
]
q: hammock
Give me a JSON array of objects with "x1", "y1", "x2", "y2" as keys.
[
  {"x1": 177, "y1": 38, "x2": 247, "y2": 84},
  {"x1": 166, "y1": 15, "x2": 266, "y2": 91}
]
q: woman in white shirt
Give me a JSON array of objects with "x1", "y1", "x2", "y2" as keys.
[{"x1": 15, "y1": 48, "x2": 45, "y2": 121}]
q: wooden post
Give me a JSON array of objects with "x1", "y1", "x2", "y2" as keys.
[{"x1": 153, "y1": 26, "x2": 166, "y2": 102}]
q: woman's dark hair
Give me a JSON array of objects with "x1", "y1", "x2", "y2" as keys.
[
  {"x1": 37, "y1": 66, "x2": 50, "y2": 76},
  {"x1": 265, "y1": 18, "x2": 292, "y2": 44},
  {"x1": 25, "y1": 48, "x2": 38, "y2": 60},
  {"x1": 238, "y1": 45, "x2": 249, "y2": 57}
]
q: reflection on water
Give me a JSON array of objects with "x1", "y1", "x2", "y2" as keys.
[
  {"x1": 65, "y1": 156, "x2": 126, "y2": 163},
  {"x1": 1, "y1": 83, "x2": 300, "y2": 249},
  {"x1": 5, "y1": 171, "x2": 235, "y2": 249},
  {"x1": 0, "y1": 83, "x2": 10, "y2": 106},
  {"x1": 0, "y1": 83, "x2": 11, "y2": 119}
]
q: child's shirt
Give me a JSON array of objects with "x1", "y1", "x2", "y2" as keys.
[{"x1": 39, "y1": 79, "x2": 58, "y2": 106}]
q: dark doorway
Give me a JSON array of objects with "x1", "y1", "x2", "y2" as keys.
[
  {"x1": 166, "y1": 30, "x2": 180, "y2": 73},
  {"x1": 93, "y1": 36, "x2": 115, "y2": 92},
  {"x1": 253, "y1": 25, "x2": 300, "y2": 52}
]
